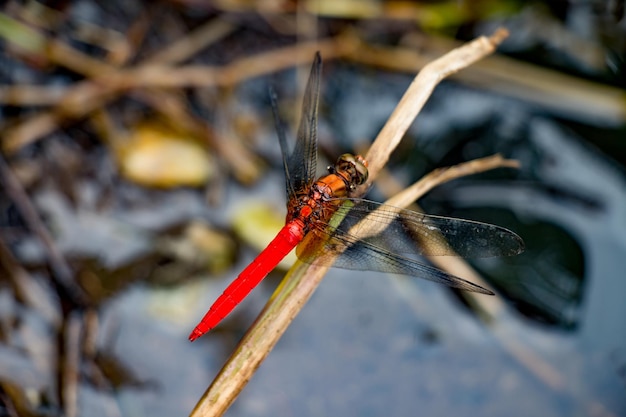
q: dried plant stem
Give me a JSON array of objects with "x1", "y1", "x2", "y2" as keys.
[
  {"x1": 384, "y1": 154, "x2": 518, "y2": 208},
  {"x1": 0, "y1": 153, "x2": 86, "y2": 305},
  {"x1": 190, "y1": 29, "x2": 509, "y2": 417},
  {"x1": 361, "y1": 27, "x2": 508, "y2": 187},
  {"x1": 1, "y1": 35, "x2": 356, "y2": 154},
  {"x1": 0, "y1": 27, "x2": 354, "y2": 153},
  {"x1": 61, "y1": 311, "x2": 83, "y2": 417},
  {"x1": 0, "y1": 85, "x2": 67, "y2": 106},
  {"x1": 352, "y1": 35, "x2": 626, "y2": 125},
  {"x1": 143, "y1": 18, "x2": 235, "y2": 65}
]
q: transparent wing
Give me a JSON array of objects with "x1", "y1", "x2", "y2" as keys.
[
  {"x1": 275, "y1": 52, "x2": 321, "y2": 200},
  {"x1": 296, "y1": 198, "x2": 524, "y2": 294},
  {"x1": 327, "y1": 198, "x2": 524, "y2": 258},
  {"x1": 269, "y1": 86, "x2": 295, "y2": 199}
]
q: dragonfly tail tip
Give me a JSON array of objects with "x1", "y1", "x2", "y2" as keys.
[{"x1": 188, "y1": 328, "x2": 204, "y2": 342}]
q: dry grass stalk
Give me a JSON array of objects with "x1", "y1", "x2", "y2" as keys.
[
  {"x1": 351, "y1": 35, "x2": 626, "y2": 125},
  {"x1": 1, "y1": 34, "x2": 356, "y2": 154},
  {"x1": 189, "y1": 28, "x2": 510, "y2": 417},
  {"x1": 0, "y1": 153, "x2": 86, "y2": 305},
  {"x1": 359, "y1": 28, "x2": 509, "y2": 188}
]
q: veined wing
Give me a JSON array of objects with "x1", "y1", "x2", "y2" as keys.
[
  {"x1": 289, "y1": 53, "x2": 322, "y2": 196},
  {"x1": 295, "y1": 198, "x2": 524, "y2": 294},
  {"x1": 319, "y1": 198, "x2": 523, "y2": 257},
  {"x1": 271, "y1": 53, "x2": 322, "y2": 200}
]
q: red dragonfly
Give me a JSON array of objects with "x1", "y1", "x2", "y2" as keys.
[{"x1": 189, "y1": 53, "x2": 523, "y2": 341}]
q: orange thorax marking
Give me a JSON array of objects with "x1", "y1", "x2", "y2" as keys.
[{"x1": 286, "y1": 172, "x2": 350, "y2": 227}]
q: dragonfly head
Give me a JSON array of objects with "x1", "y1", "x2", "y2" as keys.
[{"x1": 333, "y1": 153, "x2": 369, "y2": 189}]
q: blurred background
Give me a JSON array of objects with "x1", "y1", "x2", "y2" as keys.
[{"x1": 1, "y1": 1, "x2": 625, "y2": 416}]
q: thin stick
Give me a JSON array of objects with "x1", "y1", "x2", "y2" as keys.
[
  {"x1": 350, "y1": 37, "x2": 626, "y2": 125},
  {"x1": 0, "y1": 153, "x2": 86, "y2": 305},
  {"x1": 360, "y1": 27, "x2": 509, "y2": 190},
  {"x1": 190, "y1": 29, "x2": 509, "y2": 417},
  {"x1": 61, "y1": 311, "x2": 83, "y2": 417},
  {"x1": 143, "y1": 18, "x2": 235, "y2": 65},
  {"x1": 384, "y1": 154, "x2": 519, "y2": 208},
  {"x1": 1, "y1": 35, "x2": 357, "y2": 154}
]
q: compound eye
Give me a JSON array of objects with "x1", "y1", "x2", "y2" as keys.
[
  {"x1": 335, "y1": 154, "x2": 369, "y2": 186},
  {"x1": 353, "y1": 156, "x2": 368, "y2": 185},
  {"x1": 336, "y1": 153, "x2": 356, "y2": 165}
]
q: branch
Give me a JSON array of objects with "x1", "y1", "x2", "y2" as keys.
[{"x1": 189, "y1": 28, "x2": 510, "y2": 417}]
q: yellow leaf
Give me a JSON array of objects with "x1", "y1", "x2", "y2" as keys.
[
  {"x1": 118, "y1": 124, "x2": 213, "y2": 188},
  {"x1": 232, "y1": 202, "x2": 296, "y2": 270}
]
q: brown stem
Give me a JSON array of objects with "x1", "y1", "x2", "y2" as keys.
[{"x1": 189, "y1": 28, "x2": 510, "y2": 417}]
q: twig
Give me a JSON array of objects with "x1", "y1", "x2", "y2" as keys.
[
  {"x1": 0, "y1": 386, "x2": 20, "y2": 417},
  {"x1": 360, "y1": 28, "x2": 509, "y2": 189},
  {"x1": 0, "y1": 16, "x2": 235, "y2": 107},
  {"x1": 61, "y1": 311, "x2": 82, "y2": 417},
  {"x1": 351, "y1": 35, "x2": 626, "y2": 125},
  {"x1": 1, "y1": 35, "x2": 357, "y2": 154},
  {"x1": 0, "y1": 13, "x2": 117, "y2": 76},
  {"x1": 0, "y1": 153, "x2": 87, "y2": 306},
  {"x1": 0, "y1": 237, "x2": 61, "y2": 326},
  {"x1": 189, "y1": 29, "x2": 509, "y2": 417},
  {"x1": 0, "y1": 85, "x2": 67, "y2": 106},
  {"x1": 143, "y1": 18, "x2": 235, "y2": 65},
  {"x1": 384, "y1": 154, "x2": 519, "y2": 208}
]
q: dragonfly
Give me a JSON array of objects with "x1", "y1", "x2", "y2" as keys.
[{"x1": 189, "y1": 52, "x2": 524, "y2": 341}]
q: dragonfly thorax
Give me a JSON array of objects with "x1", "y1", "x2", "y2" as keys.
[{"x1": 286, "y1": 154, "x2": 370, "y2": 227}]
